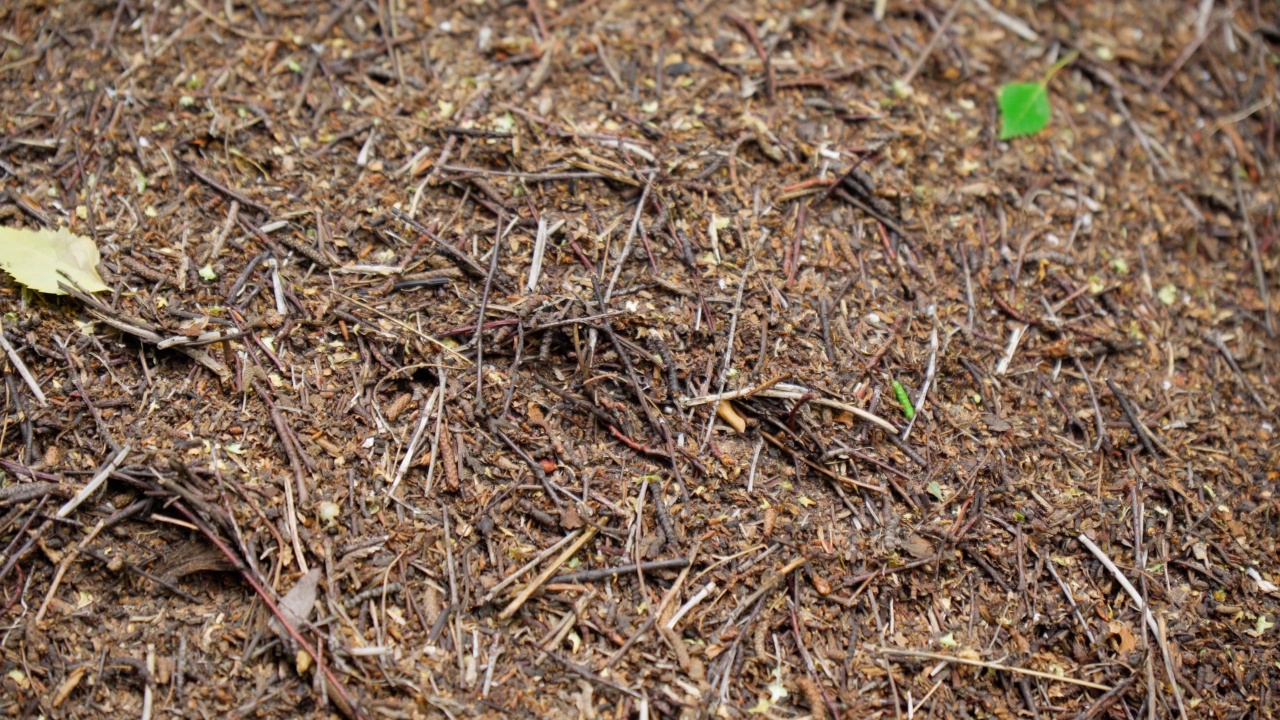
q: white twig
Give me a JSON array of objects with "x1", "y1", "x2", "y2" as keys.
[
  {"x1": 57, "y1": 445, "x2": 131, "y2": 518},
  {"x1": 995, "y1": 323, "x2": 1026, "y2": 375},
  {"x1": 387, "y1": 387, "x2": 439, "y2": 498},
  {"x1": 269, "y1": 258, "x2": 287, "y2": 316},
  {"x1": 968, "y1": 0, "x2": 1039, "y2": 42},
  {"x1": 0, "y1": 327, "x2": 46, "y2": 406},
  {"x1": 683, "y1": 382, "x2": 900, "y2": 435},
  {"x1": 901, "y1": 327, "x2": 938, "y2": 442},
  {"x1": 666, "y1": 581, "x2": 716, "y2": 630},
  {"x1": 879, "y1": 647, "x2": 1110, "y2": 691},
  {"x1": 1077, "y1": 534, "x2": 1188, "y2": 720},
  {"x1": 604, "y1": 176, "x2": 652, "y2": 302},
  {"x1": 526, "y1": 217, "x2": 564, "y2": 293}
]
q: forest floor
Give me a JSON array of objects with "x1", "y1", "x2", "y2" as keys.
[{"x1": 1, "y1": 0, "x2": 1279, "y2": 718}]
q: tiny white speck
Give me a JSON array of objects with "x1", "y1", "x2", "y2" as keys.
[
  {"x1": 866, "y1": 313, "x2": 881, "y2": 325},
  {"x1": 1162, "y1": 380, "x2": 1172, "y2": 390}
]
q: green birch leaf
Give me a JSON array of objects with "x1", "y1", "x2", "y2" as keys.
[{"x1": 997, "y1": 81, "x2": 1051, "y2": 140}]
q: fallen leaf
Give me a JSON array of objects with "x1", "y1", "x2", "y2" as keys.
[
  {"x1": 0, "y1": 225, "x2": 110, "y2": 294},
  {"x1": 901, "y1": 534, "x2": 934, "y2": 559},
  {"x1": 1108, "y1": 620, "x2": 1137, "y2": 654},
  {"x1": 270, "y1": 568, "x2": 321, "y2": 643},
  {"x1": 1248, "y1": 615, "x2": 1274, "y2": 637}
]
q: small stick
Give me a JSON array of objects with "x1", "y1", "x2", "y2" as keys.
[
  {"x1": 473, "y1": 217, "x2": 507, "y2": 417},
  {"x1": 724, "y1": 14, "x2": 775, "y2": 101},
  {"x1": 499, "y1": 526, "x2": 598, "y2": 619},
  {"x1": 878, "y1": 647, "x2": 1111, "y2": 691},
  {"x1": 899, "y1": 0, "x2": 966, "y2": 87},
  {"x1": 551, "y1": 557, "x2": 689, "y2": 584},
  {"x1": 900, "y1": 327, "x2": 938, "y2": 442},
  {"x1": 1068, "y1": 675, "x2": 1137, "y2": 720},
  {"x1": 1203, "y1": 332, "x2": 1267, "y2": 410},
  {"x1": 1104, "y1": 379, "x2": 1164, "y2": 460},
  {"x1": 0, "y1": 328, "x2": 46, "y2": 406},
  {"x1": 480, "y1": 530, "x2": 583, "y2": 605},
  {"x1": 665, "y1": 581, "x2": 715, "y2": 629},
  {"x1": 761, "y1": 431, "x2": 887, "y2": 493},
  {"x1": 1232, "y1": 169, "x2": 1271, "y2": 336},
  {"x1": 56, "y1": 445, "x2": 130, "y2": 519},
  {"x1": 1073, "y1": 356, "x2": 1108, "y2": 451},
  {"x1": 1077, "y1": 534, "x2": 1187, "y2": 720},
  {"x1": 183, "y1": 162, "x2": 271, "y2": 215},
  {"x1": 390, "y1": 208, "x2": 494, "y2": 283}
]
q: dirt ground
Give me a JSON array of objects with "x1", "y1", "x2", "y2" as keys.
[{"x1": 1, "y1": 0, "x2": 1278, "y2": 717}]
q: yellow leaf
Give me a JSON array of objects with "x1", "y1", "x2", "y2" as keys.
[
  {"x1": 0, "y1": 225, "x2": 110, "y2": 294},
  {"x1": 716, "y1": 400, "x2": 746, "y2": 434}
]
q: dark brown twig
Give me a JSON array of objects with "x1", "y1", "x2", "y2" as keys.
[
  {"x1": 182, "y1": 162, "x2": 271, "y2": 215},
  {"x1": 550, "y1": 557, "x2": 689, "y2": 584},
  {"x1": 724, "y1": 14, "x2": 775, "y2": 101}
]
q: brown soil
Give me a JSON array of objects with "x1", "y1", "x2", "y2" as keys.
[{"x1": 1, "y1": 0, "x2": 1278, "y2": 718}]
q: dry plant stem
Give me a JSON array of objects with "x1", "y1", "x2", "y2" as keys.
[
  {"x1": 387, "y1": 387, "x2": 439, "y2": 498},
  {"x1": 1232, "y1": 169, "x2": 1275, "y2": 336},
  {"x1": 0, "y1": 329, "x2": 46, "y2": 406},
  {"x1": 1069, "y1": 675, "x2": 1138, "y2": 720},
  {"x1": 1076, "y1": 534, "x2": 1188, "y2": 720},
  {"x1": 168, "y1": 499, "x2": 366, "y2": 720},
  {"x1": 56, "y1": 445, "x2": 130, "y2": 519},
  {"x1": 602, "y1": 541, "x2": 700, "y2": 670},
  {"x1": 480, "y1": 529, "x2": 582, "y2": 605},
  {"x1": 498, "y1": 525, "x2": 598, "y2": 620},
  {"x1": 899, "y1": 0, "x2": 966, "y2": 87},
  {"x1": 1073, "y1": 356, "x2": 1108, "y2": 451},
  {"x1": 473, "y1": 218, "x2": 505, "y2": 417},
  {"x1": 900, "y1": 327, "x2": 938, "y2": 442},
  {"x1": 724, "y1": 14, "x2": 775, "y2": 101},
  {"x1": 1203, "y1": 332, "x2": 1266, "y2": 409},
  {"x1": 878, "y1": 647, "x2": 1111, "y2": 691},
  {"x1": 685, "y1": 384, "x2": 900, "y2": 434},
  {"x1": 761, "y1": 431, "x2": 887, "y2": 493}
]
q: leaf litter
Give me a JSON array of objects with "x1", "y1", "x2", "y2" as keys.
[{"x1": 0, "y1": 1, "x2": 1277, "y2": 719}]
